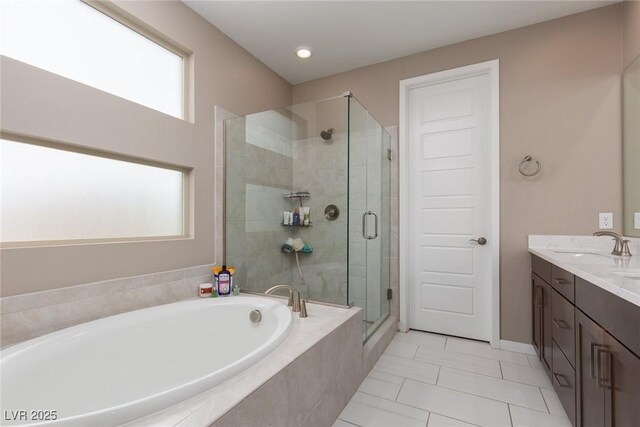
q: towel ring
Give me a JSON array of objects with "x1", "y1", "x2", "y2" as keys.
[{"x1": 519, "y1": 155, "x2": 541, "y2": 177}]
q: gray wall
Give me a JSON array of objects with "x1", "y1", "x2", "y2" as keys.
[
  {"x1": 292, "y1": 4, "x2": 626, "y2": 344},
  {"x1": 0, "y1": 0, "x2": 291, "y2": 296}
]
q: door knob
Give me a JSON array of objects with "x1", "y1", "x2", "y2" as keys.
[{"x1": 469, "y1": 237, "x2": 487, "y2": 245}]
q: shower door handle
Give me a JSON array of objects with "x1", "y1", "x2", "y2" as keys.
[
  {"x1": 362, "y1": 211, "x2": 378, "y2": 240},
  {"x1": 369, "y1": 211, "x2": 378, "y2": 240},
  {"x1": 362, "y1": 212, "x2": 368, "y2": 239}
]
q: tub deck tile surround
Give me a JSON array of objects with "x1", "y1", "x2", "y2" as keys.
[
  {"x1": 122, "y1": 299, "x2": 363, "y2": 427},
  {"x1": 363, "y1": 316, "x2": 398, "y2": 374},
  {"x1": 0, "y1": 265, "x2": 214, "y2": 347}
]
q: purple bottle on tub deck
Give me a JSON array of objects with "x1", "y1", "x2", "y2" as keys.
[{"x1": 217, "y1": 265, "x2": 232, "y2": 296}]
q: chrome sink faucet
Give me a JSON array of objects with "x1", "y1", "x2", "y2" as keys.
[
  {"x1": 593, "y1": 231, "x2": 633, "y2": 257},
  {"x1": 264, "y1": 284, "x2": 308, "y2": 318}
]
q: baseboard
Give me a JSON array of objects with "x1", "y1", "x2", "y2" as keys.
[{"x1": 499, "y1": 339, "x2": 536, "y2": 355}]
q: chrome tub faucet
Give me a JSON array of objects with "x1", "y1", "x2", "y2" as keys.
[{"x1": 264, "y1": 284, "x2": 308, "y2": 318}]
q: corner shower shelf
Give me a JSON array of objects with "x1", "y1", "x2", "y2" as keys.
[
  {"x1": 284, "y1": 193, "x2": 310, "y2": 207},
  {"x1": 283, "y1": 192, "x2": 311, "y2": 200},
  {"x1": 281, "y1": 223, "x2": 313, "y2": 228}
]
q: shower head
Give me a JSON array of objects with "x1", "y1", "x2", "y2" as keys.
[{"x1": 320, "y1": 128, "x2": 335, "y2": 141}]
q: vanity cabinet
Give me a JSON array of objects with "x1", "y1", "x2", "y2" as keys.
[
  {"x1": 575, "y1": 309, "x2": 605, "y2": 427},
  {"x1": 532, "y1": 268, "x2": 552, "y2": 374},
  {"x1": 552, "y1": 287, "x2": 575, "y2": 366},
  {"x1": 576, "y1": 309, "x2": 640, "y2": 427},
  {"x1": 531, "y1": 254, "x2": 640, "y2": 427}
]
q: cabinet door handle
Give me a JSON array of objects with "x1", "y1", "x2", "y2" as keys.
[
  {"x1": 537, "y1": 286, "x2": 543, "y2": 306},
  {"x1": 591, "y1": 343, "x2": 602, "y2": 379},
  {"x1": 553, "y1": 319, "x2": 569, "y2": 329},
  {"x1": 553, "y1": 373, "x2": 571, "y2": 388},
  {"x1": 553, "y1": 277, "x2": 570, "y2": 285},
  {"x1": 597, "y1": 348, "x2": 611, "y2": 389}
]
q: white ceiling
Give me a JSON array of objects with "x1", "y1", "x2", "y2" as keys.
[{"x1": 184, "y1": 1, "x2": 618, "y2": 85}]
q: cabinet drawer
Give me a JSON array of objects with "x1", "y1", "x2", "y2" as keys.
[
  {"x1": 551, "y1": 265, "x2": 575, "y2": 302},
  {"x1": 552, "y1": 341, "x2": 576, "y2": 426},
  {"x1": 532, "y1": 255, "x2": 551, "y2": 284},
  {"x1": 551, "y1": 289, "x2": 575, "y2": 367}
]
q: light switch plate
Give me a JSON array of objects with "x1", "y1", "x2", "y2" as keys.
[
  {"x1": 599, "y1": 213, "x2": 613, "y2": 229},
  {"x1": 635, "y1": 213, "x2": 640, "y2": 230}
]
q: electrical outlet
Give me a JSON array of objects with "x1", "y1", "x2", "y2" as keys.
[
  {"x1": 599, "y1": 213, "x2": 613, "y2": 229},
  {"x1": 635, "y1": 213, "x2": 640, "y2": 230}
]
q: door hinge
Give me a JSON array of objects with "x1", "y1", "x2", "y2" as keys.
[
  {"x1": 387, "y1": 148, "x2": 393, "y2": 161},
  {"x1": 387, "y1": 288, "x2": 393, "y2": 300}
]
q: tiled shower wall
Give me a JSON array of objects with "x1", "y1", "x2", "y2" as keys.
[
  {"x1": 219, "y1": 104, "x2": 400, "y2": 318},
  {"x1": 223, "y1": 112, "x2": 297, "y2": 293},
  {"x1": 291, "y1": 131, "x2": 349, "y2": 305}
]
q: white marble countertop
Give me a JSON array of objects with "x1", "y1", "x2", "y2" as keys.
[
  {"x1": 124, "y1": 295, "x2": 361, "y2": 427},
  {"x1": 529, "y1": 235, "x2": 640, "y2": 308}
]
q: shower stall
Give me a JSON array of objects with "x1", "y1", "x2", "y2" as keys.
[{"x1": 224, "y1": 93, "x2": 390, "y2": 341}]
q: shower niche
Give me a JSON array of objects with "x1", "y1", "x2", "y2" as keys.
[{"x1": 224, "y1": 93, "x2": 390, "y2": 340}]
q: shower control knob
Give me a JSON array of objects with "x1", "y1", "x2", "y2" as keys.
[
  {"x1": 469, "y1": 237, "x2": 487, "y2": 245},
  {"x1": 324, "y1": 204, "x2": 340, "y2": 221}
]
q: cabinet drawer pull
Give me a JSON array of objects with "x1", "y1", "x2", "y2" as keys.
[
  {"x1": 553, "y1": 319, "x2": 570, "y2": 329},
  {"x1": 553, "y1": 277, "x2": 570, "y2": 285},
  {"x1": 553, "y1": 373, "x2": 571, "y2": 388}
]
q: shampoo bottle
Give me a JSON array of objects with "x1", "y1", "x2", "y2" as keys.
[
  {"x1": 303, "y1": 207, "x2": 310, "y2": 226},
  {"x1": 218, "y1": 265, "x2": 232, "y2": 296},
  {"x1": 293, "y1": 208, "x2": 300, "y2": 226}
]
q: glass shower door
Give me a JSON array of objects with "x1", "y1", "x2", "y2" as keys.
[{"x1": 348, "y1": 96, "x2": 390, "y2": 341}]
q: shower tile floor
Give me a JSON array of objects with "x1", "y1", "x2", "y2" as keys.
[{"x1": 334, "y1": 330, "x2": 571, "y2": 427}]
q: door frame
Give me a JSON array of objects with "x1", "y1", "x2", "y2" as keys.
[{"x1": 398, "y1": 60, "x2": 500, "y2": 347}]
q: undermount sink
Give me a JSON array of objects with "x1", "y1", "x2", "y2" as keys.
[
  {"x1": 552, "y1": 250, "x2": 608, "y2": 258},
  {"x1": 613, "y1": 271, "x2": 640, "y2": 280}
]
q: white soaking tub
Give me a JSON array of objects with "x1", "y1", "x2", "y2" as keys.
[{"x1": 0, "y1": 296, "x2": 292, "y2": 426}]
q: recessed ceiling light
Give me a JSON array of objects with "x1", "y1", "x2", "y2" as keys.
[{"x1": 296, "y1": 47, "x2": 311, "y2": 59}]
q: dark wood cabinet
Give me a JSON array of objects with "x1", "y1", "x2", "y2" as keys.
[
  {"x1": 576, "y1": 309, "x2": 605, "y2": 427},
  {"x1": 552, "y1": 288, "x2": 575, "y2": 366},
  {"x1": 532, "y1": 276, "x2": 542, "y2": 358},
  {"x1": 603, "y1": 331, "x2": 640, "y2": 427},
  {"x1": 532, "y1": 271, "x2": 552, "y2": 376},
  {"x1": 551, "y1": 265, "x2": 575, "y2": 303},
  {"x1": 531, "y1": 254, "x2": 640, "y2": 427},
  {"x1": 542, "y1": 279, "x2": 553, "y2": 374},
  {"x1": 553, "y1": 340, "x2": 577, "y2": 426},
  {"x1": 576, "y1": 308, "x2": 640, "y2": 427}
]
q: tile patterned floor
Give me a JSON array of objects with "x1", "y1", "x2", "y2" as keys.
[{"x1": 334, "y1": 330, "x2": 572, "y2": 427}]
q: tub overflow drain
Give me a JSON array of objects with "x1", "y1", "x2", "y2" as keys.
[{"x1": 249, "y1": 309, "x2": 262, "y2": 323}]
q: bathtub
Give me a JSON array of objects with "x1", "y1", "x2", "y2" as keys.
[{"x1": 0, "y1": 296, "x2": 292, "y2": 426}]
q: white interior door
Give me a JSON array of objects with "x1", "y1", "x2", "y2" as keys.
[{"x1": 408, "y1": 71, "x2": 493, "y2": 341}]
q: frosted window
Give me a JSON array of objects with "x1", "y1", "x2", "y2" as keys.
[
  {"x1": 0, "y1": 0, "x2": 184, "y2": 119},
  {"x1": 1, "y1": 139, "x2": 185, "y2": 243}
]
